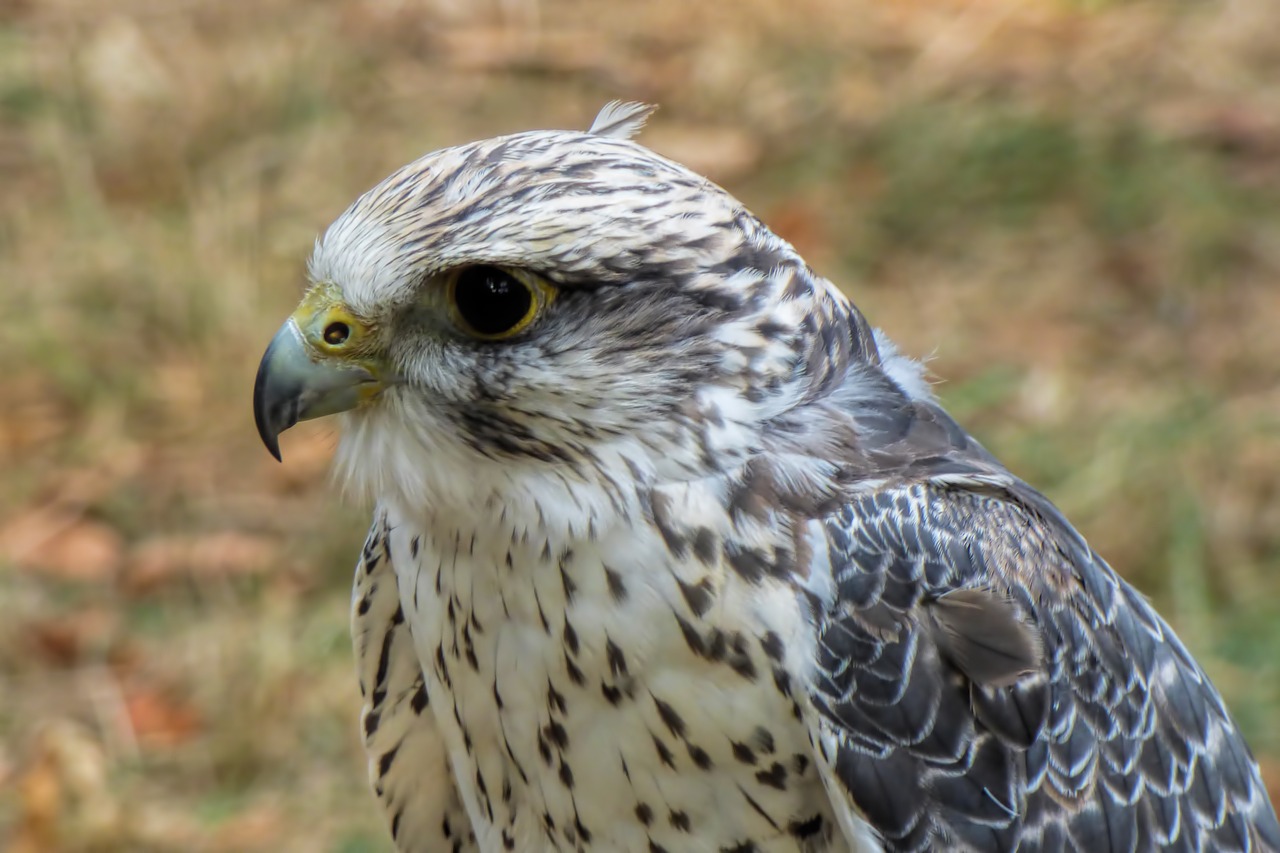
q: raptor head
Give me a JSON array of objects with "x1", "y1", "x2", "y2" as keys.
[{"x1": 253, "y1": 104, "x2": 920, "y2": 532}]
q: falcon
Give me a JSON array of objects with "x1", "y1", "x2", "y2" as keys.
[{"x1": 253, "y1": 103, "x2": 1279, "y2": 852}]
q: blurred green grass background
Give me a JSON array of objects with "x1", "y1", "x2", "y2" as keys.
[{"x1": 1, "y1": 0, "x2": 1278, "y2": 849}]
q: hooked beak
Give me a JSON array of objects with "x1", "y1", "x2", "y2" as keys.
[{"x1": 253, "y1": 319, "x2": 382, "y2": 461}]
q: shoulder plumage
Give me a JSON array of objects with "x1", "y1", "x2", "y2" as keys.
[{"x1": 804, "y1": 472, "x2": 1280, "y2": 851}]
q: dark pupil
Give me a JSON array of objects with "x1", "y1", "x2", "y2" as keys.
[{"x1": 455, "y1": 266, "x2": 532, "y2": 336}]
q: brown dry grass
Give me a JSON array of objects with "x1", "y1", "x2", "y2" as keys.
[{"x1": 1, "y1": 0, "x2": 1278, "y2": 849}]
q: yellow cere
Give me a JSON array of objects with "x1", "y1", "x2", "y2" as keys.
[{"x1": 291, "y1": 284, "x2": 373, "y2": 357}]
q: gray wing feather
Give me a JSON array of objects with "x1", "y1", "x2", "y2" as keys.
[
  {"x1": 352, "y1": 512, "x2": 478, "y2": 852},
  {"x1": 806, "y1": 400, "x2": 1280, "y2": 853}
]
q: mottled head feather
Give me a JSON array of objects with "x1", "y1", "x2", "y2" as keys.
[
  {"x1": 308, "y1": 104, "x2": 943, "y2": 536},
  {"x1": 587, "y1": 100, "x2": 658, "y2": 140}
]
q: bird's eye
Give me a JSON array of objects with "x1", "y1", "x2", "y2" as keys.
[{"x1": 447, "y1": 266, "x2": 546, "y2": 340}]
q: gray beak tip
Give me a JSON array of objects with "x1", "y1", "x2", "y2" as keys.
[
  {"x1": 253, "y1": 317, "x2": 379, "y2": 461},
  {"x1": 253, "y1": 335, "x2": 295, "y2": 463},
  {"x1": 261, "y1": 432, "x2": 284, "y2": 463}
]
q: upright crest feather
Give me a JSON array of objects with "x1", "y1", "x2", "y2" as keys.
[{"x1": 587, "y1": 100, "x2": 658, "y2": 140}]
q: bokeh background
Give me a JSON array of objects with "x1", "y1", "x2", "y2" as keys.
[{"x1": 2, "y1": 0, "x2": 1278, "y2": 849}]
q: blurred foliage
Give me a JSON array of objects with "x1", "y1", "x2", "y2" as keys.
[{"x1": 1, "y1": 0, "x2": 1278, "y2": 849}]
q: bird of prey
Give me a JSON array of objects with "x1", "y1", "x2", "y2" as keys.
[{"x1": 253, "y1": 103, "x2": 1279, "y2": 852}]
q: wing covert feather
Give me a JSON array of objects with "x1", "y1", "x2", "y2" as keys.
[{"x1": 807, "y1": 481, "x2": 1280, "y2": 853}]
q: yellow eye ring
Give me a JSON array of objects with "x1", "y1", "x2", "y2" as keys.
[{"x1": 446, "y1": 266, "x2": 554, "y2": 340}]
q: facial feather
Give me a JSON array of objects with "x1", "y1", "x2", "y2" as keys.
[{"x1": 310, "y1": 116, "x2": 914, "y2": 543}]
